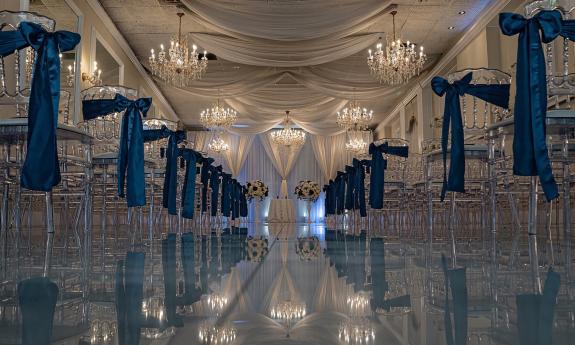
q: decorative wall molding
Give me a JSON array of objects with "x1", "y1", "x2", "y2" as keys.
[{"x1": 85, "y1": 0, "x2": 178, "y2": 120}]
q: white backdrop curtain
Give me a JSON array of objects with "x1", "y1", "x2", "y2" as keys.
[
  {"x1": 189, "y1": 33, "x2": 380, "y2": 67},
  {"x1": 259, "y1": 133, "x2": 304, "y2": 197},
  {"x1": 222, "y1": 132, "x2": 255, "y2": 177},
  {"x1": 189, "y1": 130, "x2": 213, "y2": 153},
  {"x1": 310, "y1": 133, "x2": 349, "y2": 181},
  {"x1": 237, "y1": 137, "x2": 325, "y2": 222},
  {"x1": 182, "y1": 0, "x2": 394, "y2": 41}
]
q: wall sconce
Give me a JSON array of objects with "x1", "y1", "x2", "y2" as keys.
[{"x1": 82, "y1": 61, "x2": 102, "y2": 86}]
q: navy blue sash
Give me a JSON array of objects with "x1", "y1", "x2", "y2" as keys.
[
  {"x1": 0, "y1": 22, "x2": 80, "y2": 191},
  {"x1": 369, "y1": 142, "x2": 409, "y2": 209},
  {"x1": 431, "y1": 72, "x2": 510, "y2": 201}
]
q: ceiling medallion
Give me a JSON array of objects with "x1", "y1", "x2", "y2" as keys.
[
  {"x1": 270, "y1": 111, "x2": 306, "y2": 147},
  {"x1": 337, "y1": 100, "x2": 373, "y2": 131},
  {"x1": 148, "y1": 12, "x2": 208, "y2": 87},
  {"x1": 367, "y1": 11, "x2": 427, "y2": 85}
]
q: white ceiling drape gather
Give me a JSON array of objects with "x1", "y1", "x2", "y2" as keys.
[
  {"x1": 259, "y1": 133, "x2": 304, "y2": 198},
  {"x1": 182, "y1": 0, "x2": 395, "y2": 41},
  {"x1": 189, "y1": 33, "x2": 380, "y2": 67}
]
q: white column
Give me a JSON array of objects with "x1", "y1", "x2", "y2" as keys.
[{"x1": 399, "y1": 106, "x2": 406, "y2": 140}]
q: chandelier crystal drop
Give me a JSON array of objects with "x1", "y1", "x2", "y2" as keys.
[
  {"x1": 200, "y1": 99, "x2": 238, "y2": 130},
  {"x1": 345, "y1": 138, "x2": 368, "y2": 154},
  {"x1": 206, "y1": 293, "x2": 229, "y2": 314},
  {"x1": 367, "y1": 11, "x2": 427, "y2": 85},
  {"x1": 337, "y1": 100, "x2": 373, "y2": 130},
  {"x1": 338, "y1": 319, "x2": 376, "y2": 345},
  {"x1": 208, "y1": 134, "x2": 229, "y2": 154},
  {"x1": 270, "y1": 111, "x2": 306, "y2": 147},
  {"x1": 149, "y1": 12, "x2": 208, "y2": 87}
]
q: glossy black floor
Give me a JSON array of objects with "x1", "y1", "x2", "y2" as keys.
[{"x1": 1, "y1": 222, "x2": 575, "y2": 345}]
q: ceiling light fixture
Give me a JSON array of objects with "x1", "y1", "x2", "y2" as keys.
[
  {"x1": 458, "y1": 10, "x2": 466, "y2": 15},
  {"x1": 448, "y1": 26, "x2": 456, "y2": 30},
  {"x1": 148, "y1": 12, "x2": 208, "y2": 87},
  {"x1": 367, "y1": 11, "x2": 427, "y2": 85},
  {"x1": 270, "y1": 111, "x2": 306, "y2": 147}
]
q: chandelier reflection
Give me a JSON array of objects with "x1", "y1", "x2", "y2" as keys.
[
  {"x1": 208, "y1": 134, "x2": 229, "y2": 154},
  {"x1": 347, "y1": 293, "x2": 370, "y2": 317},
  {"x1": 367, "y1": 11, "x2": 426, "y2": 85},
  {"x1": 339, "y1": 319, "x2": 376, "y2": 345},
  {"x1": 148, "y1": 12, "x2": 208, "y2": 87},
  {"x1": 270, "y1": 111, "x2": 306, "y2": 147},
  {"x1": 200, "y1": 99, "x2": 238, "y2": 130},
  {"x1": 198, "y1": 322, "x2": 237, "y2": 345},
  {"x1": 89, "y1": 320, "x2": 117, "y2": 345},
  {"x1": 337, "y1": 100, "x2": 373, "y2": 131},
  {"x1": 207, "y1": 292, "x2": 229, "y2": 314},
  {"x1": 270, "y1": 300, "x2": 306, "y2": 321},
  {"x1": 345, "y1": 137, "x2": 368, "y2": 154}
]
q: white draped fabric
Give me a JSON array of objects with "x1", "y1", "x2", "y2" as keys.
[
  {"x1": 310, "y1": 133, "x2": 349, "y2": 181},
  {"x1": 189, "y1": 33, "x2": 380, "y2": 67},
  {"x1": 259, "y1": 133, "x2": 304, "y2": 197},
  {"x1": 190, "y1": 130, "x2": 213, "y2": 153},
  {"x1": 223, "y1": 132, "x2": 255, "y2": 177},
  {"x1": 182, "y1": 0, "x2": 394, "y2": 41}
]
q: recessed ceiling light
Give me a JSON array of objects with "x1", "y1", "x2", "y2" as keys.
[
  {"x1": 448, "y1": 26, "x2": 456, "y2": 30},
  {"x1": 458, "y1": 10, "x2": 466, "y2": 15}
]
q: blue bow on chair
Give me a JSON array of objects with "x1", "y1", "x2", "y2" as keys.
[
  {"x1": 369, "y1": 142, "x2": 409, "y2": 209},
  {"x1": 353, "y1": 158, "x2": 371, "y2": 217},
  {"x1": 210, "y1": 165, "x2": 223, "y2": 217},
  {"x1": 221, "y1": 172, "x2": 232, "y2": 217},
  {"x1": 177, "y1": 148, "x2": 203, "y2": 219},
  {"x1": 344, "y1": 165, "x2": 355, "y2": 211},
  {"x1": 335, "y1": 171, "x2": 346, "y2": 215},
  {"x1": 0, "y1": 22, "x2": 80, "y2": 191},
  {"x1": 499, "y1": 10, "x2": 563, "y2": 201},
  {"x1": 431, "y1": 72, "x2": 510, "y2": 201},
  {"x1": 83, "y1": 94, "x2": 153, "y2": 207}
]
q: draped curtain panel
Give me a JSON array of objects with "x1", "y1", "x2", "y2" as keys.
[
  {"x1": 310, "y1": 133, "x2": 349, "y2": 181},
  {"x1": 259, "y1": 133, "x2": 304, "y2": 197},
  {"x1": 222, "y1": 132, "x2": 255, "y2": 177},
  {"x1": 238, "y1": 137, "x2": 325, "y2": 222},
  {"x1": 190, "y1": 130, "x2": 213, "y2": 154},
  {"x1": 182, "y1": 0, "x2": 394, "y2": 41}
]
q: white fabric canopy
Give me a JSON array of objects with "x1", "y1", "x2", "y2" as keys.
[
  {"x1": 182, "y1": 0, "x2": 394, "y2": 41},
  {"x1": 223, "y1": 132, "x2": 255, "y2": 177},
  {"x1": 259, "y1": 133, "x2": 304, "y2": 198},
  {"x1": 189, "y1": 33, "x2": 380, "y2": 67},
  {"x1": 190, "y1": 130, "x2": 213, "y2": 153},
  {"x1": 310, "y1": 133, "x2": 349, "y2": 181}
]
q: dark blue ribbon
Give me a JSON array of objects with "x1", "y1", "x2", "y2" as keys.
[
  {"x1": 83, "y1": 94, "x2": 152, "y2": 206},
  {"x1": 344, "y1": 165, "x2": 355, "y2": 211},
  {"x1": 210, "y1": 165, "x2": 223, "y2": 217},
  {"x1": 178, "y1": 148, "x2": 202, "y2": 219},
  {"x1": 353, "y1": 158, "x2": 370, "y2": 217},
  {"x1": 0, "y1": 22, "x2": 80, "y2": 191},
  {"x1": 18, "y1": 277, "x2": 58, "y2": 345},
  {"x1": 500, "y1": 10, "x2": 563, "y2": 201},
  {"x1": 432, "y1": 72, "x2": 510, "y2": 201},
  {"x1": 240, "y1": 185, "x2": 248, "y2": 217},
  {"x1": 369, "y1": 142, "x2": 409, "y2": 209},
  {"x1": 115, "y1": 252, "x2": 145, "y2": 345},
  {"x1": 335, "y1": 171, "x2": 346, "y2": 214},
  {"x1": 153, "y1": 127, "x2": 186, "y2": 215},
  {"x1": 441, "y1": 255, "x2": 468, "y2": 345},
  {"x1": 221, "y1": 173, "x2": 232, "y2": 217}
]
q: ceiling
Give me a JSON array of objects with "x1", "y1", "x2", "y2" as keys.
[{"x1": 99, "y1": 0, "x2": 500, "y2": 134}]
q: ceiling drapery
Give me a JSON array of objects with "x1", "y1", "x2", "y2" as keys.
[
  {"x1": 182, "y1": 0, "x2": 395, "y2": 41},
  {"x1": 223, "y1": 132, "x2": 255, "y2": 177},
  {"x1": 189, "y1": 33, "x2": 380, "y2": 67}
]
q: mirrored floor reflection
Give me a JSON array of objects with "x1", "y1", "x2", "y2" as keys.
[{"x1": 2, "y1": 223, "x2": 575, "y2": 345}]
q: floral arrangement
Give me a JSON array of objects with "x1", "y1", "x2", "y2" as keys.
[
  {"x1": 246, "y1": 236, "x2": 269, "y2": 262},
  {"x1": 245, "y1": 180, "x2": 269, "y2": 201},
  {"x1": 294, "y1": 180, "x2": 321, "y2": 201},
  {"x1": 295, "y1": 236, "x2": 321, "y2": 261}
]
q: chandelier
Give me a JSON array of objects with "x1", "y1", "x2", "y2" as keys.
[
  {"x1": 345, "y1": 130, "x2": 369, "y2": 156},
  {"x1": 200, "y1": 99, "x2": 238, "y2": 130},
  {"x1": 270, "y1": 111, "x2": 306, "y2": 147},
  {"x1": 206, "y1": 293, "x2": 228, "y2": 314},
  {"x1": 208, "y1": 134, "x2": 229, "y2": 154},
  {"x1": 367, "y1": 11, "x2": 427, "y2": 85},
  {"x1": 338, "y1": 319, "x2": 376, "y2": 345},
  {"x1": 347, "y1": 293, "x2": 370, "y2": 316},
  {"x1": 149, "y1": 12, "x2": 208, "y2": 87},
  {"x1": 270, "y1": 300, "x2": 306, "y2": 321},
  {"x1": 337, "y1": 100, "x2": 373, "y2": 130},
  {"x1": 198, "y1": 322, "x2": 236, "y2": 345}
]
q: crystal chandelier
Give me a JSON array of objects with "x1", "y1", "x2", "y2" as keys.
[
  {"x1": 200, "y1": 99, "x2": 238, "y2": 130},
  {"x1": 207, "y1": 293, "x2": 228, "y2": 314},
  {"x1": 337, "y1": 100, "x2": 373, "y2": 130},
  {"x1": 270, "y1": 300, "x2": 306, "y2": 321},
  {"x1": 338, "y1": 319, "x2": 376, "y2": 345},
  {"x1": 345, "y1": 130, "x2": 369, "y2": 156},
  {"x1": 367, "y1": 11, "x2": 427, "y2": 85},
  {"x1": 270, "y1": 111, "x2": 306, "y2": 147},
  {"x1": 208, "y1": 134, "x2": 229, "y2": 154},
  {"x1": 198, "y1": 322, "x2": 236, "y2": 345},
  {"x1": 148, "y1": 12, "x2": 208, "y2": 87}
]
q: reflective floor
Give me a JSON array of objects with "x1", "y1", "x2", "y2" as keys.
[{"x1": 2, "y1": 222, "x2": 575, "y2": 345}]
